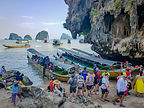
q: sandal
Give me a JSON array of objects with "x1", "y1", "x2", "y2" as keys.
[
  {"x1": 104, "y1": 99, "x2": 110, "y2": 102},
  {"x1": 120, "y1": 104, "x2": 126, "y2": 107},
  {"x1": 113, "y1": 102, "x2": 116, "y2": 105}
]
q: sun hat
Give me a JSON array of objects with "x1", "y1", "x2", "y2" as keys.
[{"x1": 53, "y1": 80, "x2": 60, "y2": 85}]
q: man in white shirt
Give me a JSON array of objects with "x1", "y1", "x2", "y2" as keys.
[
  {"x1": 113, "y1": 75, "x2": 128, "y2": 107},
  {"x1": 100, "y1": 73, "x2": 109, "y2": 102},
  {"x1": 0, "y1": 66, "x2": 7, "y2": 76}
]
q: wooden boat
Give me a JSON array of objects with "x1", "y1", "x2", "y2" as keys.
[
  {"x1": 27, "y1": 48, "x2": 75, "y2": 82},
  {"x1": 57, "y1": 48, "x2": 138, "y2": 78},
  {"x1": 3, "y1": 44, "x2": 30, "y2": 48},
  {"x1": 16, "y1": 39, "x2": 29, "y2": 44}
]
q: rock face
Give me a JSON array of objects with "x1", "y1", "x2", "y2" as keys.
[
  {"x1": 60, "y1": 33, "x2": 71, "y2": 40},
  {"x1": 64, "y1": 0, "x2": 144, "y2": 64},
  {"x1": 24, "y1": 35, "x2": 32, "y2": 40},
  {"x1": 18, "y1": 86, "x2": 102, "y2": 108},
  {"x1": 9, "y1": 33, "x2": 22, "y2": 40},
  {"x1": 2, "y1": 70, "x2": 33, "y2": 87},
  {"x1": 35, "y1": 31, "x2": 49, "y2": 40}
]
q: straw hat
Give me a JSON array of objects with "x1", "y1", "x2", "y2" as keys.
[{"x1": 53, "y1": 80, "x2": 60, "y2": 85}]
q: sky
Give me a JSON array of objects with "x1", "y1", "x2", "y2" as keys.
[{"x1": 0, "y1": 0, "x2": 71, "y2": 39}]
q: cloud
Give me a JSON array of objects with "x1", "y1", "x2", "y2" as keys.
[
  {"x1": 41, "y1": 21, "x2": 64, "y2": 26},
  {"x1": 18, "y1": 22, "x2": 36, "y2": 29},
  {"x1": 21, "y1": 16, "x2": 33, "y2": 19}
]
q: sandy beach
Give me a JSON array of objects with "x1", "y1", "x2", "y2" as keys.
[{"x1": 1, "y1": 79, "x2": 144, "y2": 108}]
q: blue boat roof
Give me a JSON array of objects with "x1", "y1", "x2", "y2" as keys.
[
  {"x1": 27, "y1": 48, "x2": 74, "y2": 70},
  {"x1": 17, "y1": 39, "x2": 29, "y2": 41},
  {"x1": 58, "y1": 48, "x2": 117, "y2": 66}
]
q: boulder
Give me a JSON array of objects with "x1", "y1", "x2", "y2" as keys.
[
  {"x1": 9, "y1": 33, "x2": 22, "y2": 40},
  {"x1": 18, "y1": 86, "x2": 102, "y2": 108},
  {"x1": 22, "y1": 76, "x2": 33, "y2": 86},
  {"x1": 60, "y1": 33, "x2": 71, "y2": 40},
  {"x1": 35, "y1": 31, "x2": 49, "y2": 40},
  {"x1": 24, "y1": 35, "x2": 32, "y2": 40}
]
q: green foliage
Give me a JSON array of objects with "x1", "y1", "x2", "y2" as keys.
[
  {"x1": 71, "y1": 14, "x2": 80, "y2": 22},
  {"x1": 114, "y1": 0, "x2": 122, "y2": 14},
  {"x1": 90, "y1": 8, "x2": 99, "y2": 16},
  {"x1": 125, "y1": 0, "x2": 133, "y2": 13},
  {"x1": 79, "y1": 29, "x2": 90, "y2": 37}
]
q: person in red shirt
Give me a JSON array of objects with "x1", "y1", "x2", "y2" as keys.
[
  {"x1": 48, "y1": 78, "x2": 55, "y2": 91},
  {"x1": 126, "y1": 69, "x2": 131, "y2": 77}
]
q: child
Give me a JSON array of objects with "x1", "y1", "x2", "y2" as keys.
[{"x1": 10, "y1": 81, "x2": 22, "y2": 106}]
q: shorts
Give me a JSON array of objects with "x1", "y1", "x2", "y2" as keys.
[
  {"x1": 70, "y1": 87, "x2": 76, "y2": 93},
  {"x1": 78, "y1": 86, "x2": 83, "y2": 89},
  {"x1": 117, "y1": 91, "x2": 125, "y2": 97},
  {"x1": 11, "y1": 93, "x2": 21, "y2": 103},
  {"x1": 101, "y1": 88, "x2": 108, "y2": 94},
  {"x1": 94, "y1": 80, "x2": 98, "y2": 85},
  {"x1": 87, "y1": 85, "x2": 93, "y2": 90}
]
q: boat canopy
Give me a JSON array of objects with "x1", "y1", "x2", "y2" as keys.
[
  {"x1": 17, "y1": 39, "x2": 29, "y2": 41},
  {"x1": 58, "y1": 48, "x2": 117, "y2": 66},
  {"x1": 27, "y1": 48, "x2": 45, "y2": 57},
  {"x1": 72, "y1": 48, "x2": 93, "y2": 56},
  {"x1": 27, "y1": 48, "x2": 74, "y2": 70}
]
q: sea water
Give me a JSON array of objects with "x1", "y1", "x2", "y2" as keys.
[{"x1": 0, "y1": 39, "x2": 93, "y2": 86}]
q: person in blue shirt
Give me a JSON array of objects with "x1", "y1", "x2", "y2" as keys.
[
  {"x1": 113, "y1": 75, "x2": 128, "y2": 107},
  {"x1": 82, "y1": 67, "x2": 87, "y2": 81},
  {"x1": 10, "y1": 81, "x2": 22, "y2": 106}
]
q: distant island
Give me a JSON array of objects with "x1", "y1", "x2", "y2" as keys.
[
  {"x1": 35, "y1": 30, "x2": 49, "y2": 40},
  {"x1": 9, "y1": 33, "x2": 22, "y2": 40},
  {"x1": 24, "y1": 35, "x2": 32, "y2": 40},
  {"x1": 60, "y1": 33, "x2": 71, "y2": 40}
]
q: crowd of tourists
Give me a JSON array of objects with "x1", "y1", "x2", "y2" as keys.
[{"x1": 47, "y1": 66, "x2": 144, "y2": 107}]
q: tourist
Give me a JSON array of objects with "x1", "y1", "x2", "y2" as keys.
[
  {"x1": 67, "y1": 74, "x2": 77, "y2": 102},
  {"x1": 100, "y1": 73, "x2": 109, "y2": 102},
  {"x1": 133, "y1": 72, "x2": 144, "y2": 97},
  {"x1": 0, "y1": 66, "x2": 7, "y2": 76},
  {"x1": 9, "y1": 81, "x2": 22, "y2": 106},
  {"x1": 82, "y1": 67, "x2": 87, "y2": 81},
  {"x1": 113, "y1": 75, "x2": 128, "y2": 107},
  {"x1": 45, "y1": 56, "x2": 50, "y2": 68},
  {"x1": 93, "y1": 70, "x2": 99, "y2": 94},
  {"x1": 40, "y1": 57, "x2": 44, "y2": 65},
  {"x1": 48, "y1": 77, "x2": 55, "y2": 91},
  {"x1": 16, "y1": 73, "x2": 24, "y2": 85},
  {"x1": 77, "y1": 75, "x2": 84, "y2": 96},
  {"x1": 102, "y1": 70, "x2": 110, "y2": 77},
  {"x1": 86, "y1": 71, "x2": 94, "y2": 96},
  {"x1": 127, "y1": 76, "x2": 132, "y2": 95},
  {"x1": 54, "y1": 80, "x2": 64, "y2": 97},
  {"x1": 125, "y1": 69, "x2": 131, "y2": 77}
]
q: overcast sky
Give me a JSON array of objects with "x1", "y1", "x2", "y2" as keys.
[{"x1": 0, "y1": 0, "x2": 71, "y2": 39}]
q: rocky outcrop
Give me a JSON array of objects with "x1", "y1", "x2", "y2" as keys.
[
  {"x1": 2, "y1": 70, "x2": 33, "y2": 86},
  {"x1": 35, "y1": 31, "x2": 49, "y2": 40},
  {"x1": 9, "y1": 33, "x2": 22, "y2": 40},
  {"x1": 24, "y1": 35, "x2": 32, "y2": 40},
  {"x1": 64, "y1": 0, "x2": 144, "y2": 64},
  {"x1": 18, "y1": 86, "x2": 102, "y2": 108},
  {"x1": 60, "y1": 33, "x2": 71, "y2": 40}
]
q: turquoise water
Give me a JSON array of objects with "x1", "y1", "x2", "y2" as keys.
[{"x1": 0, "y1": 40, "x2": 93, "y2": 86}]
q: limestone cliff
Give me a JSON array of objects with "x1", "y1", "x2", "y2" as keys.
[
  {"x1": 9, "y1": 33, "x2": 22, "y2": 40},
  {"x1": 24, "y1": 35, "x2": 32, "y2": 40},
  {"x1": 35, "y1": 31, "x2": 49, "y2": 40},
  {"x1": 64, "y1": 0, "x2": 144, "y2": 64}
]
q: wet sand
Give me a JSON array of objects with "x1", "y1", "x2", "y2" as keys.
[{"x1": 0, "y1": 80, "x2": 144, "y2": 108}]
